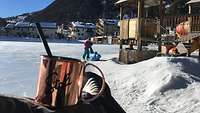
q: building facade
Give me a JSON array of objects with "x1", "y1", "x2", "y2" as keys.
[
  {"x1": 96, "y1": 19, "x2": 119, "y2": 36},
  {"x1": 69, "y1": 21, "x2": 96, "y2": 40},
  {"x1": 3, "y1": 22, "x2": 57, "y2": 38}
]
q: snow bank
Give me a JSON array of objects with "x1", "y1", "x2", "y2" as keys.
[{"x1": 93, "y1": 56, "x2": 200, "y2": 113}]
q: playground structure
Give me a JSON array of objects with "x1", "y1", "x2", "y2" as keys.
[
  {"x1": 161, "y1": 0, "x2": 200, "y2": 56},
  {"x1": 116, "y1": 0, "x2": 200, "y2": 64},
  {"x1": 116, "y1": 0, "x2": 163, "y2": 63}
]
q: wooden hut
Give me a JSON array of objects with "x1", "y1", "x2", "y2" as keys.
[
  {"x1": 116, "y1": 0, "x2": 200, "y2": 63},
  {"x1": 116, "y1": 0, "x2": 163, "y2": 63}
]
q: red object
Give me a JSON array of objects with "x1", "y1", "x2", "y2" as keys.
[
  {"x1": 176, "y1": 24, "x2": 185, "y2": 36},
  {"x1": 161, "y1": 45, "x2": 176, "y2": 54}
]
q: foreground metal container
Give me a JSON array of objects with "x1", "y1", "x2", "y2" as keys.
[
  {"x1": 35, "y1": 55, "x2": 84, "y2": 107},
  {"x1": 0, "y1": 54, "x2": 126, "y2": 113}
]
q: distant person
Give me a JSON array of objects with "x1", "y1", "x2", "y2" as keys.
[
  {"x1": 90, "y1": 52, "x2": 101, "y2": 61},
  {"x1": 83, "y1": 38, "x2": 93, "y2": 60}
]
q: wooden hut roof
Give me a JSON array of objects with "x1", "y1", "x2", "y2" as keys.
[
  {"x1": 115, "y1": 0, "x2": 161, "y2": 8},
  {"x1": 187, "y1": 0, "x2": 200, "y2": 4}
]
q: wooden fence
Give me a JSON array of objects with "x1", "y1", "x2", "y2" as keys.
[{"x1": 163, "y1": 15, "x2": 200, "y2": 32}]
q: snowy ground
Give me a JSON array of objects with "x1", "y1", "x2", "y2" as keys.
[{"x1": 0, "y1": 38, "x2": 200, "y2": 113}]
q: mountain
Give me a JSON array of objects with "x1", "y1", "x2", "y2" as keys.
[
  {"x1": 25, "y1": 0, "x2": 119, "y2": 24},
  {"x1": 0, "y1": 18, "x2": 7, "y2": 27}
]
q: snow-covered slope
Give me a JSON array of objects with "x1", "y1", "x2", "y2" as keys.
[
  {"x1": 0, "y1": 39, "x2": 200, "y2": 113},
  {"x1": 94, "y1": 56, "x2": 200, "y2": 113}
]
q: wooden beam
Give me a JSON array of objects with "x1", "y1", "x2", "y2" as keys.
[
  {"x1": 189, "y1": 4, "x2": 192, "y2": 14},
  {"x1": 120, "y1": 7, "x2": 123, "y2": 20},
  {"x1": 159, "y1": 0, "x2": 164, "y2": 27},
  {"x1": 137, "y1": 0, "x2": 144, "y2": 51},
  {"x1": 188, "y1": 4, "x2": 192, "y2": 33},
  {"x1": 198, "y1": 37, "x2": 200, "y2": 60},
  {"x1": 188, "y1": 4, "x2": 192, "y2": 57},
  {"x1": 158, "y1": 0, "x2": 164, "y2": 52},
  {"x1": 120, "y1": 39, "x2": 123, "y2": 49}
]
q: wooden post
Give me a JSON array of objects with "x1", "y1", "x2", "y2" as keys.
[
  {"x1": 198, "y1": 40, "x2": 200, "y2": 60},
  {"x1": 119, "y1": 5, "x2": 123, "y2": 50},
  {"x1": 120, "y1": 39, "x2": 123, "y2": 49},
  {"x1": 137, "y1": 0, "x2": 144, "y2": 51},
  {"x1": 120, "y1": 7, "x2": 123, "y2": 20},
  {"x1": 188, "y1": 4, "x2": 192, "y2": 33},
  {"x1": 145, "y1": 8, "x2": 148, "y2": 18},
  {"x1": 158, "y1": 0, "x2": 164, "y2": 52},
  {"x1": 188, "y1": 4, "x2": 192, "y2": 57}
]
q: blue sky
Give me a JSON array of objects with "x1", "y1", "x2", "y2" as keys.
[{"x1": 0, "y1": 0, "x2": 54, "y2": 18}]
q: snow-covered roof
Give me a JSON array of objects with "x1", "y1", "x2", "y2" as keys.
[
  {"x1": 14, "y1": 22, "x2": 57, "y2": 29},
  {"x1": 15, "y1": 22, "x2": 30, "y2": 27},
  {"x1": 187, "y1": 0, "x2": 200, "y2": 4},
  {"x1": 100, "y1": 19, "x2": 119, "y2": 25},
  {"x1": 115, "y1": 0, "x2": 127, "y2": 4},
  {"x1": 5, "y1": 23, "x2": 15, "y2": 28},
  {"x1": 6, "y1": 20, "x2": 16, "y2": 24},
  {"x1": 115, "y1": 0, "x2": 161, "y2": 8},
  {"x1": 29, "y1": 23, "x2": 36, "y2": 27},
  {"x1": 40, "y1": 22, "x2": 57, "y2": 29},
  {"x1": 72, "y1": 21, "x2": 96, "y2": 29}
]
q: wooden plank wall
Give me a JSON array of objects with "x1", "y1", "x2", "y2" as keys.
[
  {"x1": 120, "y1": 20, "x2": 129, "y2": 39},
  {"x1": 129, "y1": 19, "x2": 138, "y2": 39},
  {"x1": 120, "y1": 18, "x2": 159, "y2": 41},
  {"x1": 142, "y1": 19, "x2": 159, "y2": 39}
]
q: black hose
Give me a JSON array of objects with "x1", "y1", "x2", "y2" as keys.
[{"x1": 35, "y1": 23, "x2": 53, "y2": 57}]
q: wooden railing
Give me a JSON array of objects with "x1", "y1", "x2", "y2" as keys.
[
  {"x1": 191, "y1": 15, "x2": 200, "y2": 31},
  {"x1": 163, "y1": 15, "x2": 188, "y2": 29},
  {"x1": 163, "y1": 15, "x2": 200, "y2": 32},
  {"x1": 120, "y1": 15, "x2": 200, "y2": 41}
]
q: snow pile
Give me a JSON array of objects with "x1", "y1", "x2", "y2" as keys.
[{"x1": 93, "y1": 56, "x2": 200, "y2": 113}]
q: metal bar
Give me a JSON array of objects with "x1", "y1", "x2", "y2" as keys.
[{"x1": 35, "y1": 23, "x2": 53, "y2": 57}]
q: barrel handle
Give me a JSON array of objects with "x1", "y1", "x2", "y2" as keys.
[{"x1": 81, "y1": 63, "x2": 106, "y2": 103}]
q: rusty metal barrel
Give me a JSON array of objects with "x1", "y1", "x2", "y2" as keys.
[{"x1": 35, "y1": 55, "x2": 84, "y2": 107}]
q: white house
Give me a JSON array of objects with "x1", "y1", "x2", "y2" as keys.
[
  {"x1": 3, "y1": 22, "x2": 58, "y2": 38},
  {"x1": 39, "y1": 22, "x2": 57, "y2": 38},
  {"x1": 5, "y1": 23, "x2": 15, "y2": 29},
  {"x1": 69, "y1": 21, "x2": 96, "y2": 40},
  {"x1": 56, "y1": 24, "x2": 70, "y2": 38}
]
